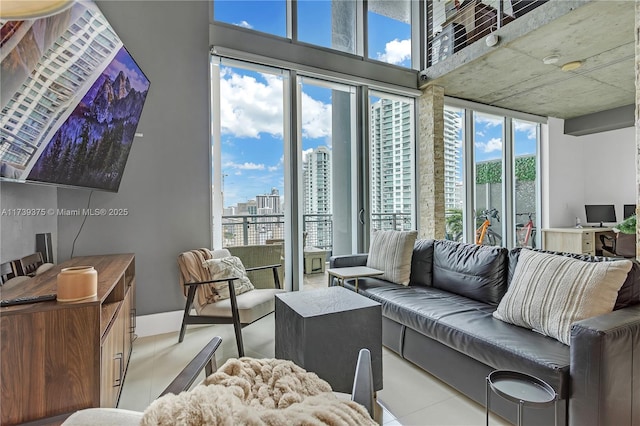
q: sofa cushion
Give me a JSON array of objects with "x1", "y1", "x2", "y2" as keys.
[
  {"x1": 509, "y1": 247, "x2": 640, "y2": 309},
  {"x1": 408, "y1": 239, "x2": 434, "y2": 287},
  {"x1": 432, "y1": 240, "x2": 508, "y2": 306},
  {"x1": 495, "y1": 248, "x2": 631, "y2": 345},
  {"x1": 367, "y1": 229, "x2": 418, "y2": 285},
  {"x1": 345, "y1": 280, "x2": 570, "y2": 397}
]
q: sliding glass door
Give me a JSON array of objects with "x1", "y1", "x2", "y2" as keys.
[{"x1": 298, "y1": 77, "x2": 358, "y2": 257}]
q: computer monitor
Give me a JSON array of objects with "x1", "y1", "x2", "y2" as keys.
[
  {"x1": 585, "y1": 204, "x2": 617, "y2": 227},
  {"x1": 624, "y1": 204, "x2": 635, "y2": 219}
]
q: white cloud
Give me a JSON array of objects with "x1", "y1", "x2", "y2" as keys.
[
  {"x1": 220, "y1": 68, "x2": 332, "y2": 140},
  {"x1": 234, "y1": 20, "x2": 253, "y2": 29},
  {"x1": 376, "y1": 39, "x2": 411, "y2": 65},
  {"x1": 514, "y1": 121, "x2": 537, "y2": 140},
  {"x1": 224, "y1": 161, "x2": 265, "y2": 170},
  {"x1": 475, "y1": 138, "x2": 502, "y2": 153},
  {"x1": 268, "y1": 155, "x2": 284, "y2": 172},
  {"x1": 475, "y1": 114, "x2": 502, "y2": 128},
  {"x1": 476, "y1": 130, "x2": 485, "y2": 137},
  {"x1": 300, "y1": 93, "x2": 331, "y2": 139}
]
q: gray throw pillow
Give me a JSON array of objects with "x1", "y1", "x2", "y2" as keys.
[{"x1": 366, "y1": 229, "x2": 418, "y2": 285}]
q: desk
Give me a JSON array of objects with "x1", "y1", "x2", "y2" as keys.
[{"x1": 542, "y1": 227, "x2": 614, "y2": 256}]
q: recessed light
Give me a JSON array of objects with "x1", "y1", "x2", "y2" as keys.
[
  {"x1": 561, "y1": 60, "x2": 583, "y2": 72},
  {"x1": 542, "y1": 55, "x2": 559, "y2": 65}
]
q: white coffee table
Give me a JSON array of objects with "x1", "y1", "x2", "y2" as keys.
[{"x1": 326, "y1": 266, "x2": 384, "y2": 292}]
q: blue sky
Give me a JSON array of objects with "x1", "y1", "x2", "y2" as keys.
[{"x1": 212, "y1": 2, "x2": 536, "y2": 209}]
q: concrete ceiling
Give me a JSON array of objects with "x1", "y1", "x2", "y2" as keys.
[{"x1": 425, "y1": 1, "x2": 635, "y2": 119}]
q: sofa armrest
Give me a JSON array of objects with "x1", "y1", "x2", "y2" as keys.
[
  {"x1": 329, "y1": 254, "x2": 368, "y2": 268},
  {"x1": 569, "y1": 304, "x2": 640, "y2": 426}
]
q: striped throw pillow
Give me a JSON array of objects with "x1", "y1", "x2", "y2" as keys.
[
  {"x1": 493, "y1": 248, "x2": 632, "y2": 345},
  {"x1": 366, "y1": 229, "x2": 418, "y2": 285}
]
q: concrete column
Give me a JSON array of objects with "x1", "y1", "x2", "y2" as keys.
[
  {"x1": 417, "y1": 86, "x2": 446, "y2": 239},
  {"x1": 636, "y1": 1, "x2": 640, "y2": 259}
]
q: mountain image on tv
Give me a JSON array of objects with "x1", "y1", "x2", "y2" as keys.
[{"x1": 28, "y1": 46, "x2": 150, "y2": 191}]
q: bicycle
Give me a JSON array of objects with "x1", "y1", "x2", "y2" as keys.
[
  {"x1": 475, "y1": 208, "x2": 501, "y2": 246},
  {"x1": 516, "y1": 212, "x2": 536, "y2": 248}
]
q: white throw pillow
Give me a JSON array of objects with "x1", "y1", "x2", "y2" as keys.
[
  {"x1": 493, "y1": 248, "x2": 632, "y2": 345},
  {"x1": 202, "y1": 256, "x2": 255, "y2": 302},
  {"x1": 366, "y1": 229, "x2": 418, "y2": 285}
]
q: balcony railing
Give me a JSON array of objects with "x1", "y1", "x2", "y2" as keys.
[
  {"x1": 428, "y1": 0, "x2": 548, "y2": 67},
  {"x1": 221, "y1": 212, "x2": 412, "y2": 251}
]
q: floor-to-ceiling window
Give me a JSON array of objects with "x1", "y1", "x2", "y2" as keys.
[
  {"x1": 513, "y1": 119, "x2": 539, "y2": 248},
  {"x1": 369, "y1": 92, "x2": 415, "y2": 232},
  {"x1": 211, "y1": 1, "x2": 420, "y2": 288},
  {"x1": 473, "y1": 112, "x2": 504, "y2": 246},
  {"x1": 444, "y1": 102, "x2": 542, "y2": 248},
  {"x1": 211, "y1": 60, "x2": 287, "y2": 249},
  {"x1": 444, "y1": 106, "x2": 464, "y2": 241}
]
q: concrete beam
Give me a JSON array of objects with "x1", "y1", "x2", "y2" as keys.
[{"x1": 564, "y1": 104, "x2": 634, "y2": 136}]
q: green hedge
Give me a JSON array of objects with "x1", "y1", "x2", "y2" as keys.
[{"x1": 476, "y1": 156, "x2": 536, "y2": 184}]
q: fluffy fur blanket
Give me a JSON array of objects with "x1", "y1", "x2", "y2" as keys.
[{"x1": 141, "y1": 357, "x2": 377, "y2": 426}]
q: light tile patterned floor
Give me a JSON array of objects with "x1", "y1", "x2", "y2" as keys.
[{"x1": 119, "y1": 270, "x2": 512, "y2": 425}]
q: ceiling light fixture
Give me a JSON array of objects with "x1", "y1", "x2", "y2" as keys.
[
  {"x1": 561, "y1": 60, "x2": 583, "y2": 72},
  {"x1": 0, "y1": 0, "x2": 75, "y2": 20},
  {"x1": 542, "y1": 54, "x2": 560, "y2": 65}
]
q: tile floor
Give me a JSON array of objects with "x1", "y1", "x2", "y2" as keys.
[{"x1": 118, "y1": 270, "x2": 512, "y2": 425}]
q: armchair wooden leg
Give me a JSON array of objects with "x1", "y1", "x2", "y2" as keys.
[
  {"x1": 179, "y1": 286, "x2": 197, "y2": 343},
  {"x1": 232, "y1": 317, "x2": 245, "y2": 357},
  {"x1": 228, "y1": 279, "x2": 245, "y2": 357}
]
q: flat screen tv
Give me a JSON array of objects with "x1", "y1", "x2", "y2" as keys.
[
  {"x1": 585, "y1": 204, "x2": 616, "y2": 227},
  {"x1": 624, "y1": 204, "x2": 635, "y2": 219},
  {"x1": 0, "y1": 1, "x2": 150, "y2": 192}
]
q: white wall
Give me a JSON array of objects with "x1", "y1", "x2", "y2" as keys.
[
  {"x1": 0, "y1": 182, "x2": 58, "y2": 263},
  {"x1": 543, "y1": 117, "x2": 635, "y2": 228},
  {"x1": 56, "y1": 1, "x2": 212, "y2": 315}
]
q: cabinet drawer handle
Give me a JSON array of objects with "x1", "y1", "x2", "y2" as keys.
[
  {"x1": 131, "y1": 308, "x2": 136, "y2": 333},
  {"x1": 114, "y1": 352, "x2": 123, "y2": 387}
]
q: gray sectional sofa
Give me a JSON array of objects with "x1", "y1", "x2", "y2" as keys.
[{"x1": 330, "y1": 239, "x2": 640, "y2": 426}]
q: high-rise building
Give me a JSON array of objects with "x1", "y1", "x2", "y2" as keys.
[
  {"x1": 369, "y1": 99, "x2": 412, "y2": 230},
  {"x1": 444, "y1": 108, "x2": 463, "y2": 210},
  {"x1": 256, "y1": 187, "x2": 281, "y2": 214},
  {"x1": 302, "y1": 146, "x2": 332, "y2": 248},
  {"x1": 303, "y1": 147, "x2": 331, "y2": 214}
]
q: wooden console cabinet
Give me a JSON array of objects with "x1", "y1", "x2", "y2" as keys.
[{"x1": 0, "y1": 254, "x2": 136, "y2": 425}]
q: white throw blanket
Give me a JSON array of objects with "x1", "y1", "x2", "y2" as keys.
[{"x1": 141, "y1": 357, "x2": 377, "y2": 426}]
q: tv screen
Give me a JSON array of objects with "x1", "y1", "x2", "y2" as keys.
[
  {"x1": 585, "y1": 204, "x2": 616, "y2": 227},
  {"x1": 624, "y1": 204, "x2": 635, "y2": 219},
  {"x1": 0, "y1": 2, "x2": 150, "y2": 192}
]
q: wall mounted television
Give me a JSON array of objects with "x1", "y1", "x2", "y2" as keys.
[{"x1": 0, "y1": 1, "x2": 150, "y2": 192}]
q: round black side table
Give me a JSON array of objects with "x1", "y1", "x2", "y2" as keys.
[{"x1": 486, "y1": 370, "x2": 558, "y2": 426}]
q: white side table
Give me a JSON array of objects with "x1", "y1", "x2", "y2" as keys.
[{"x1": 326, "y1": 266, "x2": 384, "y2": 292}]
